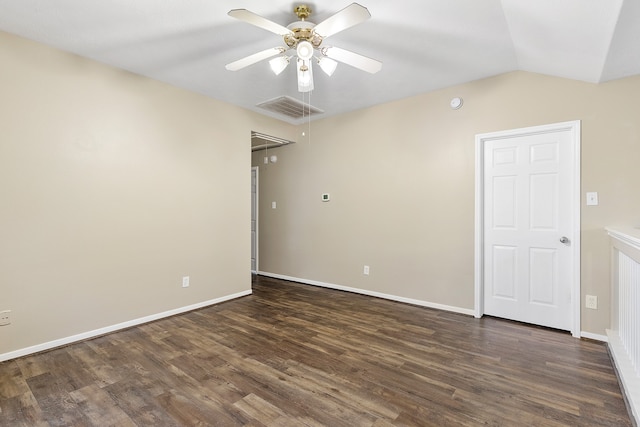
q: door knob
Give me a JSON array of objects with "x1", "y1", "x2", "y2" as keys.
[{"x1": 560, "y1": 236, "x2": 570, "y2": 244}]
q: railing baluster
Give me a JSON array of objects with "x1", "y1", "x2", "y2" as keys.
[{"x1": 606, "y1": 227, "x2": 640, "y2": 424}]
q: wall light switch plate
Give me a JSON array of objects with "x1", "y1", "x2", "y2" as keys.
[
  {"x1": 586, "y1": 192, "x2": 598, "y2": 206},
  {"x1": 585, "y1": 295, "x2": 598, "y2": 309}
]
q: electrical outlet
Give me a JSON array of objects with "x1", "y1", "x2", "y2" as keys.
[
  {"x1": 182, "y1": 276, "x2": 190, "y2": 288},
  {"x1": 585, "y1": 295, "x2": 598, "y2": 309},
  {"x1": 363, "y1": 265, "x2": 370, "y2": 275},
  {"x1": 0, "y1": 310, "x2": 11, "y2": 326}
]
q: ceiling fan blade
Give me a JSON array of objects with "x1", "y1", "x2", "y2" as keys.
[
  {"x1": 323, "y1": 47, "x2": 382, "y2": 74},
  {"x1": 228, "y1": 9, "x2": 293, "y2": 36},
  {"x1": 313, "y1": 3, "x2": 371, "y2": 38},
  {"x1": 226, "y1": 47, "x2": 284, "y2": 71}
]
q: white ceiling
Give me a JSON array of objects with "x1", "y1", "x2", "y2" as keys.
[{"x1": 1, "y1": 0, "x2": 638, "y2": 124}]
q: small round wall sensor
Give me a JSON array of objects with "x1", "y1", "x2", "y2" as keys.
[
  {"x1": 269, "y1": 155, "x2": 278, "y2": 163},
  {"x1": 450, "y1": 97, "x2": 463, "y2": 110}
]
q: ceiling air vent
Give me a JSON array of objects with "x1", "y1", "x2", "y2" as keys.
[
  {"x1": 251, "y1": 131, "x2": 295, "y2": 151},
  {"x1": 257, "y1": 96, "x2": 324, "y2": 120}
]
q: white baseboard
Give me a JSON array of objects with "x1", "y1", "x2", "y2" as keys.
[
  {"x1": 607, "y1": 329, "x2": 640, "y2": 425},
  {"x1": 0, "y1": 289, "x2": 252, "y2": 363},
  {"x1": 580, "y1": 331, "x2": 608, "y2": 342},
  {"x1": 257, "y1": 271, "x2": 475, "y2": 316}
]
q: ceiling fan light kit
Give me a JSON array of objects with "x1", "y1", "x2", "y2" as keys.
[
  {"x1": 297, "y1": 58, "x2": 314, "y2": 92},
  {"x1": 296, "y1": 40, "x2": 314, "y2": 61},
  {"x1": 269, "y1": 56, "x2": 290, "y2": 75},
  {"x1": 226, "y1": 3, "x2": 382, "y2": 92},
  {"x1": 317, "y1": 57, "x2": 338, "y2": 76}
]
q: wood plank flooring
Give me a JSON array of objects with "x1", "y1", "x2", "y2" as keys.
[{"x1": 0, "y1": 275, "x2": 633, "y2": 426}]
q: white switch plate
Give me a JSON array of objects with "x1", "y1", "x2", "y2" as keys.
[
  {"x1": 272, "y1": 201, "x2": 277, "y2": 209},
  {"x1": 585, "y1": 295, "x2": 598, "y2": 309},
  {"x1": 363, "y1": 265, "x2": 370, "y2": 275},
  {"x1": 182, "y1": 276, "x2": 190, "y2": 288},
  {"x1": 586, "y1": 192, "x2": 598, "y2": 206},
  {"x1": 263, "y1": 156, "x2": 268, "y2": 164}
]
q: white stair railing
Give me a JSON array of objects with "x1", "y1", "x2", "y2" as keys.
[{"x1": 606, "y1": 227, "x2": 640, "y2": 424}]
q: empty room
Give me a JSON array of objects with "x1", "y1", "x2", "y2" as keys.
[{"x1": 1, "y1": 1, "x2": 639, "y2": 425}]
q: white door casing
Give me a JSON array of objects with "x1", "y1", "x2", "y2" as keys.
[
  {"x1": 474, "y1": 121, "x2": 581, "y2": 337},
  {"x1": 251, "y1": 167, "x2": 258, "y2": 274}
]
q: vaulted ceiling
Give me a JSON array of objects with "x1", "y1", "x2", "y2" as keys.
[{"x1": 0, "y1": 0, "x2": 638, "y2": 123}]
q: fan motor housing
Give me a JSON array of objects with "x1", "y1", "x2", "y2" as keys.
[{"x1": 285, "y1": 20, "x2": 322, "y2": 48}]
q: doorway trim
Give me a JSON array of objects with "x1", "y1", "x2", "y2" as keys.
[
  {"x1": 474, "y1": 120, "x2": 581, "y2": 337},
  {"x1": 251, "y1": 166, "x2": 259, "y2": 274}
]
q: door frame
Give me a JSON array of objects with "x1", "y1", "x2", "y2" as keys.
[
  {"x1": 251, "y1": 166, "x2": 259, "y2": 274},
  {"x1": 474, "y1": 120, "x2": 581, "y2": 337}
]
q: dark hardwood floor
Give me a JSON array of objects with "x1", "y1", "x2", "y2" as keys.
[{"x1": 0, "y1": 275, "x2": 632, "y2": 426}]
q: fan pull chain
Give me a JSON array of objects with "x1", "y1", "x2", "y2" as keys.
[
  {"x1": 300, "y1": 90, "x2": 312, "y2": 146},
  {"x1": 307, "y1": 90, "x2": 312, "y2": 146}
]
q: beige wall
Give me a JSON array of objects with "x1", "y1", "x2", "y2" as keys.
[
  {"x1": 253, "y1": 71, "x2": 640, "y2": 336},
  {"x1": 2, "y1": 28, "x2": 637, "y2": 356},
  {"x1": 0, "y1": 31, "x2": 290, "y2": 357}
]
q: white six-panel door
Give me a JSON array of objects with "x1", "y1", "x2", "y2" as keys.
[{"x1": 476, "y1": 122, "x2": 580, "y2": 334}]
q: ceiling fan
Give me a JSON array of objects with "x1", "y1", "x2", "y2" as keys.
[{"x1": 225, "y1": 3, "x2": 382, "y2": 92}]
